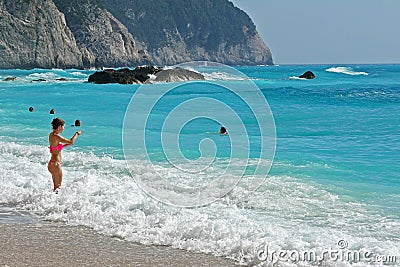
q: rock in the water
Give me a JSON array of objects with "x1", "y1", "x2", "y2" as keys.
[
  {"x1": 3, "y1": 77, "x2": 16, "y2": 81},
  {"x1": 88, "y1": 66, "x2": 162, "y2": 84},
  {"x1": 132, "y1": 66, "x2": 164, "y2": 83},
  {"x1": 299, "y1": 71, "x2": 315, "y2": 79},
  {"x1": 152, "y1": 67, "x2": 205, "y2": 82},
  {"x1": 88, "y1": 66, "x2": 204, "y2": 84}
]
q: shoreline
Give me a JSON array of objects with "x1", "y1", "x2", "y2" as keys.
[{"x1": 0, "y1": 209, "x2": 235, "y2": 266}]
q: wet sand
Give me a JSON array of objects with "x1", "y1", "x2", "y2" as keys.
[{"x1": 0, "y1": 210, "x2": 235, "y2": 267}]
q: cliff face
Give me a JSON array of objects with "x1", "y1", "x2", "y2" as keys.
[
  {"x1": 0, "y1": 0, "x2": 82, "y2": 69},
  {"x1": 102, "y1": 0, "x2": 273, "y2": 66},
  {"x1": 52, "y1": 0, "x2": 152, "y2": 68},
  {"x1": 0, "y1": 0, "x2": 273, "y2": 69}
]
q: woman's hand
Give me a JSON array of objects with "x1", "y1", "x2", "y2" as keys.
[{"x1": 76, "y1": 130, "x2": 83, "y2": 136}]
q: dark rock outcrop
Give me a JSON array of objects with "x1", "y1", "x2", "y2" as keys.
[
  {"x1": 88, "y1": 66, "x2": 162, "y2": 84},
  {"x1": 88, "y1": 66, "x2": 204, "y2": 84},
  {"x1": 3, "y1": 77, "x2": 16, "y2": 81},
  {"x1": 299, "y1": 71, "x2": 315, "y2": 79}
]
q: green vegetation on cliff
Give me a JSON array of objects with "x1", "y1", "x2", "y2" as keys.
[{"x1": 101, "y1": 0, "x2": 256, "y2": 51}]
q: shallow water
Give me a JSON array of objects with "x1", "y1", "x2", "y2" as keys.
[{"x1": 0, "y1": 64, "x2": 399, "y2": 265}]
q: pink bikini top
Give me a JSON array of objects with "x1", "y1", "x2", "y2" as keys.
[{"x1": 49, "y1": 143, "x2": 64, "y2": 153}]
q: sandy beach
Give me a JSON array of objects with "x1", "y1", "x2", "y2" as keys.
[{"x1": 0, "y1": 210, "x2": 235, "y2": 267}]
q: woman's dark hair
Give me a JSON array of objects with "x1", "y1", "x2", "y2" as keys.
[{"x1": 51, "y1": 117, "x2": 65, "y2": 130}]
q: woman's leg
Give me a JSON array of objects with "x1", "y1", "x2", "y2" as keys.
[
  {"x1": 54, "y1": 164, "x2": 63, "y2": 190},
  {"x1": 48, "y1": 162, "x2": 63, "y2": 191}
]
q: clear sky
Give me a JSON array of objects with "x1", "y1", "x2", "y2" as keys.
[{"x1": 230, "y1": 0, "x2": 400, "y2": 64}]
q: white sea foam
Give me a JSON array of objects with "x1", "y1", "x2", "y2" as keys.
[
  {"x1": 326, "y1": 67, "x2": 368, "y2": 76},
  {"x1": 19, "y1": 71, "x2": 88, "y2": 83},
  {"x1": 202, "y1": 71, "x2": 247, "y2": 81},
  {"x1": 71, "y1": 71, "x2": 89, "y2": 77},
  {"x1": 4, "y1": 70, "x2": 87, "y2": 84},
  {"x1": 0, "y1": 141, "x2": 398, "y2": 265},
  {"x1": 289, "y1": 76, "x2": 307, "y2": 80},
  {"x1": 162, "y1": 64, "x2": 242, "y2": 81},
  {"x1": 28, "y1": 72, "x2": 58, "y2": 80},
  {"x1": 166, "y1": 62, "x2": 249, "y2": 81}
]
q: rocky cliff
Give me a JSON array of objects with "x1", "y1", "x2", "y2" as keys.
[
  {"x1": 101, "y1": 0, "x2": 273, "y2": 66},
  {"x1": 52, "y1": 0, "x2": 152, "y2": 68},
  {"x1": 0, "y1": 0, "x2": 273, "y2": 69},
  {"x1": 0, "y1": 0, "x2": 82, "y2": 69}
]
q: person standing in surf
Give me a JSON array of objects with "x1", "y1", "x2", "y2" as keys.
[{"x1": 48, "y1": 118, "x2": 82, "y2": 191}]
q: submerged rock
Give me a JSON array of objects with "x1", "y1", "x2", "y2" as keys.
[
  {"x1": 88, "y1": 66, "x2": 204, "y2": 84},
  {"x1": 31, "y1": 79, "x2": 47, "y2": 82},
  {"x1": 31, "y1": 78, "x2": 47, "y2": 83},
  {"x1": 299, "y1": 71, "x2": 315, "y2": 79},
  {"x1": 3, "y1": 77, "x2": 16, "y2": 81}
]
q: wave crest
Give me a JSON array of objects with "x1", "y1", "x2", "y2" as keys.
[{"x1": 326, "y1": 67, "x2": 368, "y2": 76}]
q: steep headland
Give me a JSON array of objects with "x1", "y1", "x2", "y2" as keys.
[{"x1": 0, "y1": 0, "x2": 273, "y2": 69}]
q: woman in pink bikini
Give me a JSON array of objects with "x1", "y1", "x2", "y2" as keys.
[{"x1": 48, "y1": 118, "x2": 82, "y2": 191}]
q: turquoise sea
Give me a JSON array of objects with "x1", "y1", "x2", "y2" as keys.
[{"x1": 0, "y1": 64, "x2": 399, "y2": 266}]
